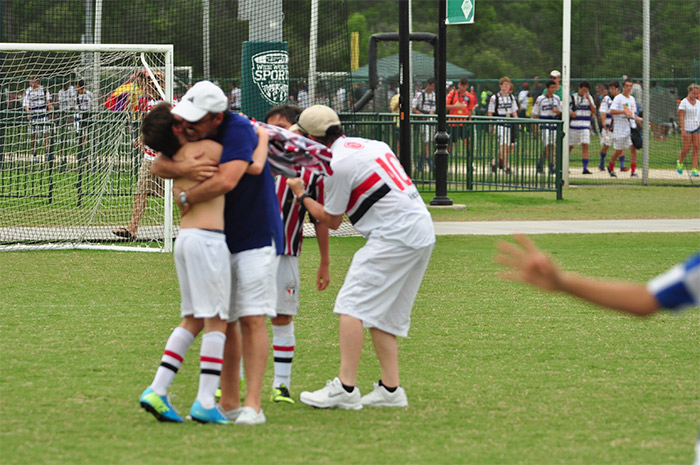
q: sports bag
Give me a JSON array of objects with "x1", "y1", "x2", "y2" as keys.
[{"x1": 630, "y1": 126, "x2": 642, "y2": 149}]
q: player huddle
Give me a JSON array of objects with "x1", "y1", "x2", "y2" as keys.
[{"x1": 137, "y1": 81, "x2": 435, "y2": 426}]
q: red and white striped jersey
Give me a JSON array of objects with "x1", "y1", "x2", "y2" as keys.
[
  {"x1": 259, "y1": 122, "x2": 334, "y2": 177},
  {"x1": 275, "y1": 167, "x2": 325, "y2": 256},
  {"x1": 324, "y1": 137, "x2": 434, "y2": 248}
]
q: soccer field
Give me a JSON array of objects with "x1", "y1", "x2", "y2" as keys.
[{"x1": 1, "y1": 232, "x2": 698, "y2": 464}]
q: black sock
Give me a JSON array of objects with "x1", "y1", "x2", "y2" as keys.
[
  {"x1": 341, "y1": 382, "x2": 355, "y2": 393},
  {"x1": 379, "y1": 379, "x2": 397, "y2": 393}
]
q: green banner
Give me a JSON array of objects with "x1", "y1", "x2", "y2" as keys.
[
  {"x1": 241, "y1": 41, "x2": 289, "y2": 121},
  {"x1": 446, "y1": 0, "x2": 475, "y2": 25}
]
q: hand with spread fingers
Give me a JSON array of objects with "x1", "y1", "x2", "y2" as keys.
[
  {"x1": 495, "y1": 234, "x2": 664, "y2": 316},
  {"x1": 495, "y1": 234, "x2": 563, "y2": 292}
]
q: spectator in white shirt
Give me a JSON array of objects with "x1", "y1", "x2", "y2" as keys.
[{"x1": 677, "y1": 83, "x2": 700, "y2": 177}]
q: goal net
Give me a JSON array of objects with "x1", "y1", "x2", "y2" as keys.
[{"x1": 0, "y1": 43, "x2": 175, "y2": 252}]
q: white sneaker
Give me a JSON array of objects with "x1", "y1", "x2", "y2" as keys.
[
  {"x1": 360, "y1": 383, "x2": 408, "y2": 407},
  {"x1": 299, "y1": 377, "x2": 362, "y2": 410},
  {"x1": 221, "y1": 406, "x2": 243, "y2": 421},
  {"x1": 233, "y1": 406, "x2": 266, "y2": 425}
]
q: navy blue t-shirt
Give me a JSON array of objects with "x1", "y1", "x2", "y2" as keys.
[{"x1": 214, "y1": 112, "x2": 283, "y2": 254}]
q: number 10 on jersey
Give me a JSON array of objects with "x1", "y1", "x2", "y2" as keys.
[{"x1": 376, "y1": 152, "x2": 412, "y2": 191}]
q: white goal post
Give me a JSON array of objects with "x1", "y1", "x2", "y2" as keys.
[{"x1": 0, "y1": 43, "x2": 175, "y2": 252}]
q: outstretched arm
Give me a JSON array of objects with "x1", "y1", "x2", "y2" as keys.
[{"x1": 495, "y1": 234, "x2": 660, "y2": 316}]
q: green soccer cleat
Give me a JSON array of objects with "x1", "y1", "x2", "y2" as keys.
[
  {"x1": 693, "y1": 169, "x2": 699, "y2": 177},
  {"x1": 139, "y1": 387, "x2": 184, "y2": 423},
  {"x1": 677, "y1": 161, "x2": 684, "y2": 174},
  {"x1": 270, "y1": 384, "x2": 295, "y2": 404}
]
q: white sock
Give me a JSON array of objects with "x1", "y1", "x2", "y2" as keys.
[
  {"x1": 272, "y1": 322, "x2": 295, "y2": 389},
  {"x1": 151, "y1": 326, "x2": 195, "y2": 396},
  {"x1": 196, "y1": 331, "x2": 226, "y2": 409}
]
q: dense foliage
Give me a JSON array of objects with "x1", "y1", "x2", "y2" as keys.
[
  {"x1": 3, "y1": 0, "x2": 698, "y2": 80},
  {"x1": 346, "y1": 0, "x2": 699, "y2": 79}
]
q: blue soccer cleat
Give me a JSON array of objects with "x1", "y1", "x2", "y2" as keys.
[
  {"x1": 139, "y1": 387, "x2": 184, "y2": 423},
  {"x1": 189, "y1": 400, "x2": 232, "y2": 425}
]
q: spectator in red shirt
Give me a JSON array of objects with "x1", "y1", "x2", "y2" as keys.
[
  {"x1": 446, "y1": 77, "x2": 477, "y2": 117},
  {"x1": 446, "y1": 77, "x2": 477, "y2": 155}
]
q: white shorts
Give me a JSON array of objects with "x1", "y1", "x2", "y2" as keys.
[
  {"x1": 613, "y1": 135, "x2": 632, "y2": 151},
  {"x1": 421, "y1": 124, "x2": 435, "y2": 144},
  {"x1": 497, "y1": 125, "x2": 511, "y2": 146},
  {"x1": 334, "y1": 239, "x2": 434, "y2": 337},
  {"x1": 542, "y1": 128, "x2": 557, "y2": 146},
  {"x1": 275, "y1": 255, "x2": 300, "y2": 316},
  {"x1": 228, "y1": 244, "x2": 278, "y2": 322},
  {"x1": 600, "y1": 128, "x2": 613, "y2": 147},
  {"x1": 569, "y1": 128, "x2": 590, "y2": 146},
  {"x1": 174, "y1": 229, "x2": 231, "y2": 320}
]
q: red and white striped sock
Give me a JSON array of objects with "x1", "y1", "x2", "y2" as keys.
[
  {"x1": 196, "y1": 331, "x2": 226, "y2": 409},
  {"x1": 151, "y1": 326, "x2": 195, "y2": 396},
  {"x1": 272, "y1": 322, "x2": 295, "y2": 389}
]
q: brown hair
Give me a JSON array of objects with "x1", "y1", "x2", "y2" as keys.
[
  {"x1": 141, "y1": 102, "x2": 180, "y2": 158},
  {"x1": 314, "y1": 125, "x2": 344, "y2": 148},
  {"x1": 265, "y1": 104, "x2": 303, "y2": 126}
]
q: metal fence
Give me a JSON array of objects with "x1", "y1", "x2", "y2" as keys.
[
  {"x1": 342, "y1": 113, "x2": 563, "y2": 198},
  {"x1": 0, "y1": 108, "x2": 143, "y2": 207}
]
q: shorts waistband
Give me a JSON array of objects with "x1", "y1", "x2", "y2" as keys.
[
  {"x1": 179, "y1": 228, "x2": 226, "y2": 237},
  {"x1": 202, "y1": 228, "x2": 225, "y2": 234}
]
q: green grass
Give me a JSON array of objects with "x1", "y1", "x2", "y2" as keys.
[
  {"x1": 1, "y1": 232, "x2": 698, "y2": 464},
  {"x1": 423, "y1": 186, "x2": 700, "y2": 221}
]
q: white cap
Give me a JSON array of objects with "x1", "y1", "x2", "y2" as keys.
[
  {"x1": 550, "y1": 69, "x2": 561, "y2": 78},
  {"x1": 295, "y1": 105, "x2": 341, "y2": 137},
  {"x1": 171, "y1": 80, "x2": 228, "y2": 122}
]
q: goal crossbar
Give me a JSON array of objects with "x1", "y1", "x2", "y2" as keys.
[{"x1": 0, "y1": 43, "x2": 174, "y2": 53}]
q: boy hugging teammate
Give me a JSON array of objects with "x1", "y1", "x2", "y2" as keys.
[{"x1": 138, "y1": 102, "x2": 232, "y2": 425}]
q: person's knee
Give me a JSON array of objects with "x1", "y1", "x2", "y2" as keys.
[
  {"x1": 225, "y1": 321, "x2": 241, "y2": 339},
  {"x1": 204, "y1": 316, "x2": 227, "y2": 333},
  {"x1": 239, "y1": 315, "x2": 266, "y2": 333},
  {"x1": 271, "y1": 314, "x2": 293, "y2": 326},
  {"x1": 179, "y1": 316, "x2": 203, "y2": 335}
]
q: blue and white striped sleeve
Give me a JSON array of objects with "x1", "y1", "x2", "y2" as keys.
[{"x1": 647, "y1": 252, "x2": 700, "y2": 312}]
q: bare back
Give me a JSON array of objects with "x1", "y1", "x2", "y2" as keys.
[{"x1": 174, "y1": 139, "x2": 225, "y2": 230}]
